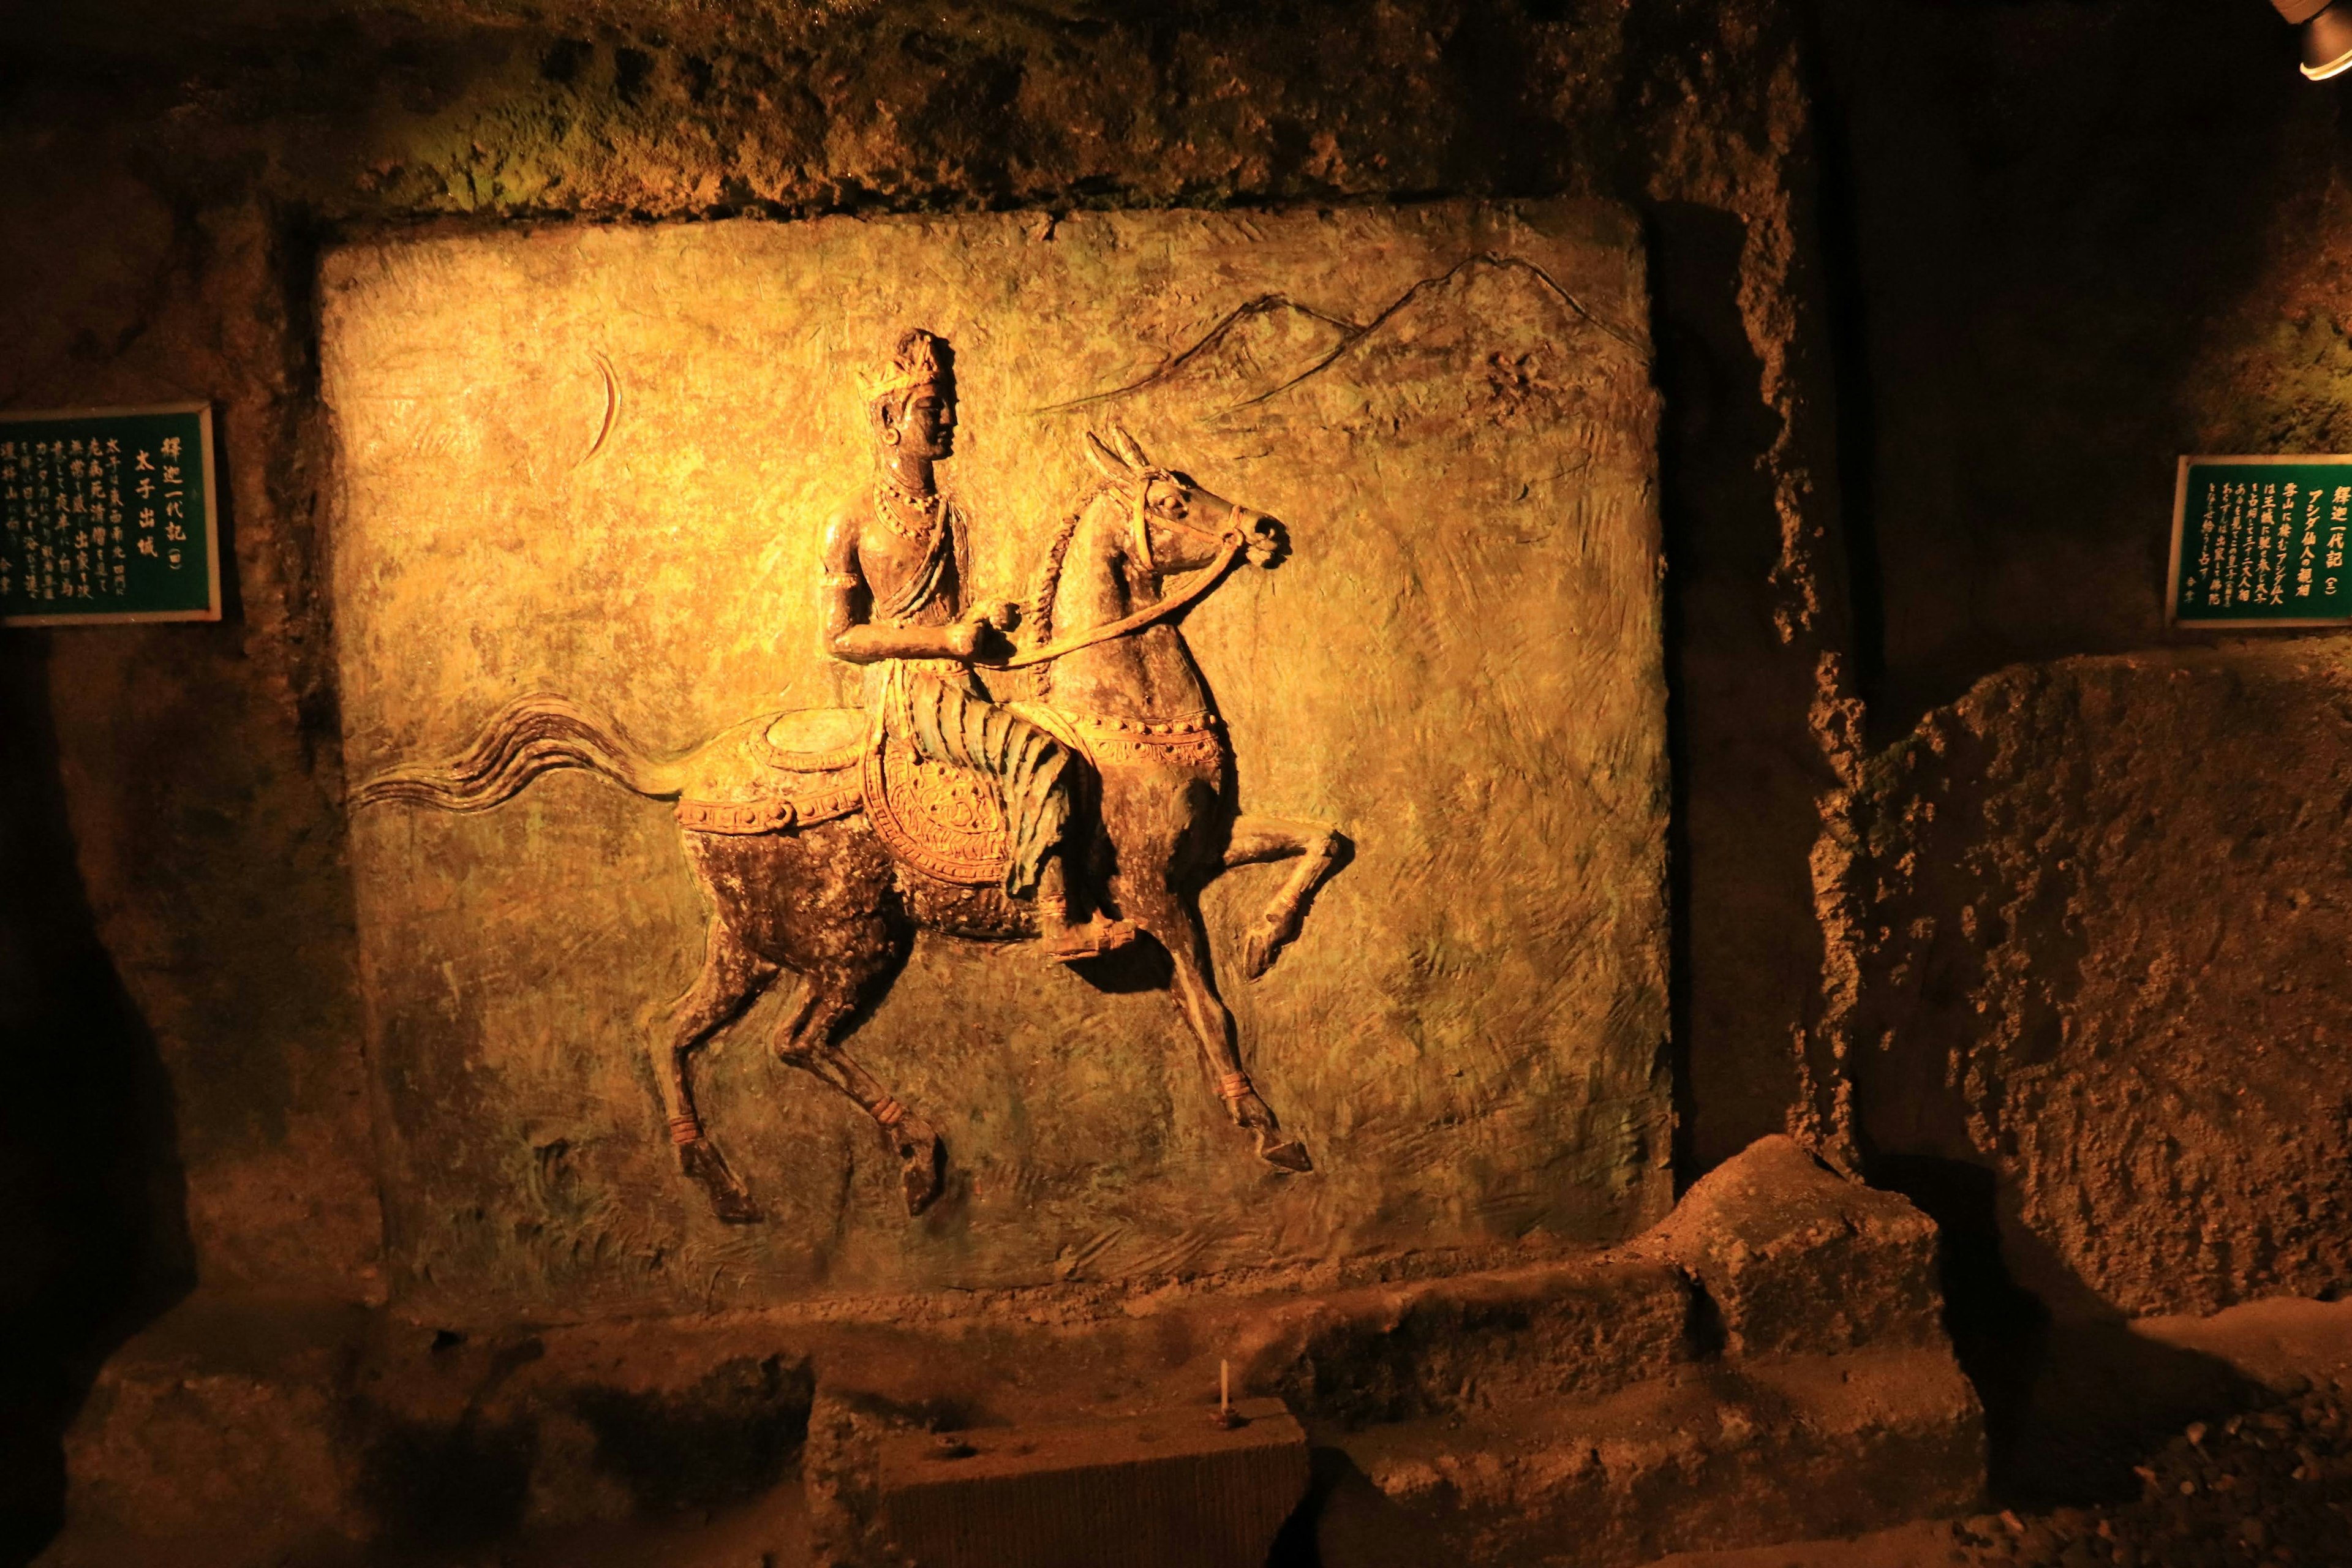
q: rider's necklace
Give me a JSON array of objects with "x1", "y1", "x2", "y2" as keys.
[{"x1": 875, "y1": 470, "x2": 944, "y2": 545}]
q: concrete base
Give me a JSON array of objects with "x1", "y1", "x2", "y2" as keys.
[{"x1": 36, "y1": 1137, "x2": 1986, "y2": 1567}]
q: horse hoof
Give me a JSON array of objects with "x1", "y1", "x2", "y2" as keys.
[
  {"x1": 1259, "y1": 1137, "x2": 1313, "y2": 1174},
  {"x1": 680, "y1": 1137, "x2": 764, "y2": 1224},
  {"x1": 713, "y1": 1189, "x2": 766, "y2": 1225},
  {"x1": 900, "y1": 1133, "x2": 946, "y2": 1216},
  {"x1": 1242, "y1": 922, "x2": 1294, "y2": 981},
  {"x1": 1242, "y1": 933, "x2": 1272, "y2": 980}
]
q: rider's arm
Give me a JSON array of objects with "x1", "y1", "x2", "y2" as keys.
[{"x1": 819, "y1": 510, "x2": 979, "y2": 663}]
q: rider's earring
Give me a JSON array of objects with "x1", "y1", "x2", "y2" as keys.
[{"x1": 883, "y1": 427, "x2": 901, "y2": 447}]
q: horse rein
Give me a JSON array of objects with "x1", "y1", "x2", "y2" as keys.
[{"x1": 994, "y1": 472, "x2": 1250, "y2": 671}]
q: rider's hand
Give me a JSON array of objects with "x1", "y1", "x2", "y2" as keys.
[
  {"x1": 943, "y1": 619, "x2": 984, "y2": 660},
  {"x1": 982, "y1": 599, "x2": 1022, "y2": 634}
]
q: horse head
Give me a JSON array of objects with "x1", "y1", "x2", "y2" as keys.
[{"x1": 1083, "y1": 426, "x2": 1288, "y2": 578}]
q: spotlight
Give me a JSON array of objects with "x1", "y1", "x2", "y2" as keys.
[{"x1": 2276, "y1": 0, "x2": 2352, "y2": 80}]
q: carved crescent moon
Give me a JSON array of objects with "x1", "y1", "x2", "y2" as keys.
[{"x1": 580, "y1": 351, "x2": 620, "y2": 466}]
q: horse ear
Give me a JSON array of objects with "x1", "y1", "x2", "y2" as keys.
[
  {"x1": 1113, "y1": 426, "x2": 1152, "y2": 469},
  {"x1": 1084, "y1": 432, "x2": 1129, "y2": 478}
]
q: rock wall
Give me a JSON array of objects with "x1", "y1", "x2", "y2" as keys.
[
  {"x1": 1, "y1": 3, "x2": 1849, "y2": 1543},
  {"x1": 1811, "y1": 0, "x2": 2352, "y2": 1317},
  {"x1": 0, "y1": 0, "x2": 1844, "y2": 1303},
  {"x1": 1817, "y1": 0, "x2": 2322, "y2": 723},
  {"x1": 22, "y1": 0, "x2": 2352, "y2": 1548},
  {"x1": 1842, "y1": 649, "x2": 2352, "y2": 1317}
]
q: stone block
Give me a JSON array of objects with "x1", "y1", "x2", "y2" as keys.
[
  {"x1": 39, "y1": 1296, "x2": 820, "y2": 1566},
  {"x1": 42, "y1": 1188, "x2": 1973, "y2": 1567},
  {"x1": 1243, "y1": 1254, "x2": 1696, "y2": 1425},
  {"x1": 870, "y1": 1398, "x2": 1307, "y2": 1568},
  {"x1": 1845, "y1": 647, "x2": 2352, "y2": 1317},
  {"x1": 1649, "y1": 1135, "x2": 1944, "y2": 1359},
  {"x1": 1321, "y1": 1348, "x2": 1983, "y2": 1567},
  {"x1": 41, "y1": 1298, "x2": 372, "y2": 1566}
]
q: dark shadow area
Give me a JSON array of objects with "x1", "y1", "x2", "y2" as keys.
[
  {"x1": 1271, "y1": 1445, "x2": 1453, "y2": 1568},
  {"x1": 1262, "y1": 1454, "x2": 1321, "y2": 1568},
  {"x1": 358, "y1": 1412, "x2": 540, "y2": 1553},
  {"x1": 1868, "y1": 1153, "x2": 2051, "y2": 1493},
  {"x1": 1649, "y1": 204, "x2": 1704, "y2": 1194},
  {"x1": 572, "y1": 1354, "x2": 815, "y2": 1515},
  {"x1": 1870, "y1": 1153, "x2": 2269, "y2": 1509},
  {"x1": 1645, "y1": 198, "x2": 1825, "y2": 1180},
  {"x1": 1796, "y1": 0, "x2": 1887, "y2": 736},
  {"x1": 361, "y1": 1332, "x2": 549, "y2": 1551},
  {"x1": 1811, "y1": 0, "x2": 2310, "y2": 732},
  {"x1": 1999, "y1": 1317, "x2": 2269, "y2": 1510},
  {"x1": 0, "y1": 635, "x2": 196, "y2": 1567}
]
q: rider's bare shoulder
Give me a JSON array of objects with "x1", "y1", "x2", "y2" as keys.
[{"x1": 820, "y1": 504, "x2": 868, "y2": 573}]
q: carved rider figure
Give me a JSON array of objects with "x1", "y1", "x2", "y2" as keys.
[{"x1": 821, "y1": 328, "x2": 1136, "y2": 962}]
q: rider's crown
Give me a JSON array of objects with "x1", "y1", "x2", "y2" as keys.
[{"x1": 859, "y1": 329, "x2": 953, "y2": 406}]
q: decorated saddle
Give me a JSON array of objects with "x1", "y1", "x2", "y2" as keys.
[
  {"x1": 671, "y1": 707, "x2": 870, "y2": 835},
  {"x1": 671, "y1": 693, "x2": 1216, "y2": 892},
  {"x1": 671, "y1": 705, "x2": 1019, "y2": 888}
]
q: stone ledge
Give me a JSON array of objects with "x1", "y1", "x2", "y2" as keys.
[
  {"x1": 37, "y1": 1138, "x2": 1981, "y2": 1566},
  {"x1": 1319, "y1": 1347, "x2": 1984, "y2": 1568},
  {"x1": 1239, "y1": 1253, "x2": 1697, "y2": 1427}
]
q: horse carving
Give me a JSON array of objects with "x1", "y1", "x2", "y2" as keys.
[{"x1": 352, "y1": 431, "x2": 1351, "y2": 1224}]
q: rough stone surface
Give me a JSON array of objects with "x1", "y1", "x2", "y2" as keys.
[
  {"x1": 43, "y1": 1295, "x2": 823, "y2": 1566},
  {"x1": 0, "y1": 0, "x2": 2005, "y2": 1553},
  {"x1": 1638, "y1": 1298, "x2": 2352, "y2": 1568},
  {"x1": 1651, "y1": 1133, "x2": 1943, "y2": 1359},
  {"x1": 872, "y1": 1398, "x2": 1307, "y2": 1568},
  {"x1": 1839, "y1": 649, "x2": 2352, "y2": 1317},
  {"x1": 1792, "y1": 0, "x2": 2352, "y2": 1328},
  {"x1": 1322, "y1": 1348, "x2": 1983, "y2": 1568},
  {"x1": 40, "y1": 1143, "x2": 1975, "y2": 1564},
  {"x1": 1247, "y1": 1254, "x2": 1695, "y2": 1429}
]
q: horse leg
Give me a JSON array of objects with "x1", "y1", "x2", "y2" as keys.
[
  {"x1": 1221, "y1": 813, "x2": 1352, "y2": 981},
  {"x1": 653, "y1": 925, "x2": 778, "y2": 1224},
  {"x1": 772, "y1": 983, "x2": 946, "y2": 1218},
  {"x1": 1120, "y1": 879, "x2": 1311, "y2": 1174}
]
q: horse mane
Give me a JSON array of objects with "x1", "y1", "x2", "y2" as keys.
[{"x1": 1028, "y1": 476, "x2": 1121, "y2": 639}]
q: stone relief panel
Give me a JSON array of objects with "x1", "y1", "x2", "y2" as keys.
[{"x1": 323, "y1": 202, "x2": 1668, "y2": 1316}]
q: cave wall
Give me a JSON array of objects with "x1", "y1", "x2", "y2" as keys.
[
  {"x1": 1844, "y1": 647, "x2": 2352, "y2": 1317},
  {"x1": 1817, "y1": 0, "x2": 2352, "y2": 1315},
  {"x1": 15, "y1": 0, "x2": 2352, "y2": 1545},
  {"x1": 0, "y1": 0, "x2": 1846, "y2": 1315},
  {"x1": 12, "y1": 0, "x2": 2350, "y2": 1346}
]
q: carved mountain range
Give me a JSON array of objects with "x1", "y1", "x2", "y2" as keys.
[{"x1": 1041, "y1": 252, "x2": 1640, "y2": 417}]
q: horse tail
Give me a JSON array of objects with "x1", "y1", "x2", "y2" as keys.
[{"x1": 349, "y1": 694, "x2": 688, "y2": 813}]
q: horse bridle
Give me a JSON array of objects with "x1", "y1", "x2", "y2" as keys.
[
  {"x1": 995, "y1": 470, "x2": 1254, "y2": 671},
  {"x1": 1125, "y1": 466, "x2": 1245, "y2": 575}
]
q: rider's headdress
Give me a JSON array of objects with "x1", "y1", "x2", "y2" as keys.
[{"x1": 860, "y1": 328, "x2": 953, "y2": 407}]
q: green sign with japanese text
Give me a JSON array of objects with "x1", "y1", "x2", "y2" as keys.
[
  {"x1": 1, "y1": 402, "x2": 221, "y2": 627},
  {"x1": 2169, "y1": 455, "x2": 2352, "y2": 628}
]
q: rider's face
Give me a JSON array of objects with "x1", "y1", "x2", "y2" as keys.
[{"x1": 895, "y1": 382, "x2": 957, "y2": 461}]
